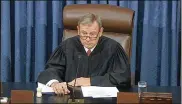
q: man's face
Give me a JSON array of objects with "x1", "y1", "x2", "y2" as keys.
[{"x1": 77, "y1": 21, "x2": 103, "y2": 49}]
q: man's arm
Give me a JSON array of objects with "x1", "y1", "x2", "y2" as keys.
[
  {"x1": 37, "y1": 46, "x2": 66, "y2": 85},
  {"x1": 46, "y1": 79, "x2": 59, "y2": 86}
]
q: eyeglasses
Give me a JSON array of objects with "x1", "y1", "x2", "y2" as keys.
[{"x1": 79, "y1": 32, "x2": 99, "y2": 40}]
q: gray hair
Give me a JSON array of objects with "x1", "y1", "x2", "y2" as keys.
[{"x1": 78, "y1": 13, "x2": 102, "y2": 28}]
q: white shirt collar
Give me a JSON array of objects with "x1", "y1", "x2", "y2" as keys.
[{"x1": 84, "y1": 46, "x2": 96, "y2": 52}]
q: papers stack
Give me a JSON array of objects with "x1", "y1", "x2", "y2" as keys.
[
  {"x1": 0, "y1": 97, "x2": 8, "y2": 103},
  {"x1": 37, "y1": 83, "x2": 54, "y2": 94},
  {"x1": 81, "y1": 86, "x2": 119, "y2": 98}
]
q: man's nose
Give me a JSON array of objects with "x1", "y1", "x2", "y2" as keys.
[{"x1": 85, "y1": 37, "x2": 91, "y2": 41}]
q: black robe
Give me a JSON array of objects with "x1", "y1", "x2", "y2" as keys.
[{"x1": 37, "y1": 36, "x2": 131, "y2": 87}]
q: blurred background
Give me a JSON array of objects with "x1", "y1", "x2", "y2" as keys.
[{"x1": 1, "y1": 0, "x2": 181, "y2": 86}]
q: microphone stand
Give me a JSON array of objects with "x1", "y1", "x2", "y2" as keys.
[
  {"x1": 0, "y1": 82, "x2": 2, "y2": 98},
  {"x1": 68, "y1": 55, "x2": 84, "y2": 103}
]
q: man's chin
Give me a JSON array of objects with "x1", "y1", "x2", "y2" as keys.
[{"x1": 85, "y1": 45, "x2": 94, "y2": 49}]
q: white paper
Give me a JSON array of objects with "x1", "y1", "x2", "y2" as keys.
[
  {"x1": 37, "y1": 82, "x2": 54, "y2": 93},
  {"x1": 81, "y1": 86, "x2": 119, "y2": 98},
  {"x1": 0, "y1": 97, "x2": 8, "y2": 103}
]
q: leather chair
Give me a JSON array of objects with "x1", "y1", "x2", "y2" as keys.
[{"x1": 63, "y1": 4, "x2": 135, "y2": 85}]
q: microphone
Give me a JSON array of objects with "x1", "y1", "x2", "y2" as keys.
[
  {"x1": 68, "y1": 55, "x2": 84, "y2": 103},
  {"x1": 72, "y1": 55, "x2": 81, "y2": 102}
]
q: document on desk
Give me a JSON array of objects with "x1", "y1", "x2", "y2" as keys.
[
  {"x1": 37, "y1": 82, "x2": 54, "y2": 94},
  {"x1": 0, "y1": 97, "x2": 8, "y2": 103},
  {"x1": 81, "y1": 86, "x2": 119, "y2": 98}
]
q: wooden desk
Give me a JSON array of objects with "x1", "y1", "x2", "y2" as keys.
[{"x1": 1, "y1": 82, "x2": 181, "y2": 103}]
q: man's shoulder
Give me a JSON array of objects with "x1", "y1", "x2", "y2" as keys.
[
  {"x1": 100, "y1": 36, "x2": 120, "y2": 47},
  {"x1": 100, "y1": 36, "x2": 123, "y2": 54},
  {"x1": 59, "y1": 36, "x2": 79, "y2": 46}
]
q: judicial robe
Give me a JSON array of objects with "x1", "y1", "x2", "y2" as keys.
[{"x1": 37, "y1": 36, "x2": 131, "y2": 87}]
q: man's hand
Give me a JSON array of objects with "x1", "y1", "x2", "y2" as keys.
[
  {"x1": 68, "y1": 77, "x2": 90, "y2": 86},
  {"x1": 51, "y1": 82, "x2": 70, "y2": 95}
]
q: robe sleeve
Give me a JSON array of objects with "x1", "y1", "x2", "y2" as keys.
[
  {"x1": 37, "y1": 45, "x2": 66, "y2": 85},
  {"x1": 90, "y1": 43, "x2": 131, "y2": 87}
]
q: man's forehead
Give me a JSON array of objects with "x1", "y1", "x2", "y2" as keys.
[{"x1": 79, "y1": 24, "x2": 99, "y2": 31}]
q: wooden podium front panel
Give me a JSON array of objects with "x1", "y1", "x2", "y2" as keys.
[
  {"x1": 117, "y1": 92, "x2": 139, "y2": 104},
  {"x1": 11, "y1": 90, "x2": 34, "y2": 103}
]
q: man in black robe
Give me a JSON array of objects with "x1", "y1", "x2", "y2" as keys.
[{"x1": 37, "y1": 13, "x2": 131, "y2": 95}]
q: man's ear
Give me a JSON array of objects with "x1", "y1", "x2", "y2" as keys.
[
  {"x1": 99, "y1": 27, "x2": 104, "y2": 36},
  {"x1": 77, "y1": 26, "x2": 80, "y2": 35}
]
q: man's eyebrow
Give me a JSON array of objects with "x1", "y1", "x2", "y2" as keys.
[
  {"x1": 90, "y1": 31, "x2": 97, "y2": 33},
  {"x1": 90, "y1": 31, "x2": 97, "y2": 34},
  {"x1": 81, "y1": 30, "x2": 87, "y2": 33}
]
